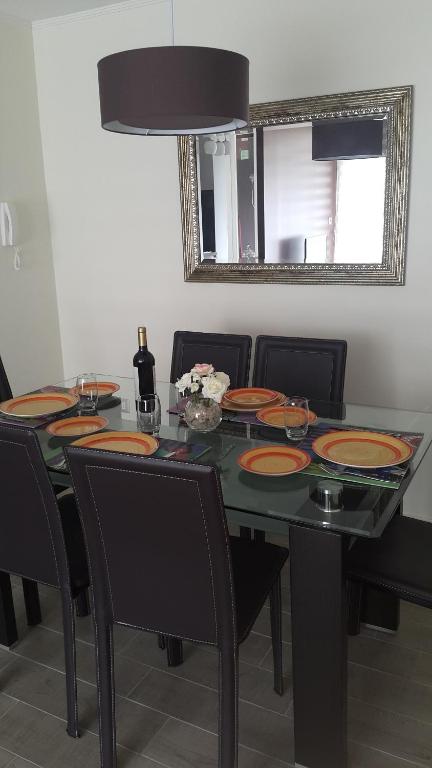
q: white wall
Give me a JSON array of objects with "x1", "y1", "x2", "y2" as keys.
[
  {"x1": 32, "y1": 0, "x2": 432, "y2": 514},
  {"x1": 0, "y1": 15, "x2": 62, "y2": 394}
]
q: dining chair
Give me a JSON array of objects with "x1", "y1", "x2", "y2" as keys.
[
  {"x1": 66, "y1": 447, "x2": 288, "y2": 768},
  {"x1": 346, "y1": 514, "x2": 432, "y2": 635},
  {"x1": 170, "y1": 330, "x2": 252, "y2": 388},
  {"x1": 0, "y1": 353, "x2": 12, "y2": 402},
  {"x1": 252, "y1": 335, "x2": 347, "y2": 402},
  {"x1": 0, "y1": 422, "x2": 89, "y2": 737},
  {"x1": 0, "y1": 353, "x2": 81, "y2": 621}
]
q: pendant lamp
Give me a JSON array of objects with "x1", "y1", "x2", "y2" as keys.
[{"x1": 97, "y1": 1, "x2": 249, "y2": 136}]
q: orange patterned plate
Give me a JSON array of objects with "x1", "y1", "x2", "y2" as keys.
[
  {"x1": 0, "y1": 392, "x2": 79, "y2": 418},
  {"x1": 222, "y1": 391, "x2": 286, "y2": 413},
  {"x1": 238, "y1": 445, "x2": 311, "y2": 477},
  {"x1": 257, "y1": 405, "x2": 317, "y2": 429},
  {"x1": 224, "y1": 387, "x2": 279, "y2": 408},
  {"x1": 69, "y1": 381, "x2": 120, "y2": 400},
  {"x1": 312, "y1": 430, "x2": 413, "y2": 469},
  {"x1": 72, "y1": 430, "x2": 159, "y2": 456},
  {"x1": 46, "y1": 415, "x2": 108, "y2": 437}
]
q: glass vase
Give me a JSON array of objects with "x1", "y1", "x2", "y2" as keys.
[{"x1": 184, "y1": 395, "x2": 222, "y2": 432}]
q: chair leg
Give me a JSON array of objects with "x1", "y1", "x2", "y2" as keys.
[
  {"x1": 253, "y1": 530, "x2": 266, "y2": 544},
  {"x1": 94, "y1": 619, "x2": 117, "y2": 768},
  {"x1": 157, "y1": 634, "x2": 166, "y2": 650},
  {"x1": 61, "y1": 589, "x2": 79, "y2": 738},
  {"x1": 219, "y1": 646, "x2": 238, "y2": 768},
  {"x1": 22, "y1": 579, "x2": 42, "y2": 626},
  {"x1": 166, "y1": 637, "x2": 183, "y2": 666},
  {"x1": 0, "y1": 572, "x2": 17, "y2": 647},
  {"x1": 269, "y1": 575, "x2": 284, "y2": 696},
  {"x1": 75, "y1": 589, "x2": 90, "y2": 618},
  {"x1": 347, "y1": 580, "x2": 363, "y2": 636},
  {"x1": 239, "y1": 526, "x2": 252, "y2": 540}
]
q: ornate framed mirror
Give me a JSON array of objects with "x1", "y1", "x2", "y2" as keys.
[{"x1": 178, "y1": 85, "x2": 411, "y2": 285}]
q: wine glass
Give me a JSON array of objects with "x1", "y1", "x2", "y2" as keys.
[{"x1": 75, "y1": 374, "x2": 99, "y2": 414}]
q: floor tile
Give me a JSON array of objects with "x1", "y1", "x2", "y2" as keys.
[
  {"x1": 145, "y1": 718, "x2": 291, "y2": 768},
  {"x1": 128, "y1": 669, "x2": 219, "y2": 732},
  {"x1": 349, "y1": 633, "x2": 432, "y2": 688},
  {"x1": 349, "y1": 662, "x2": 432, "y2": 725},
  {"x1": 11, "y1": 625, "x2": 150, "y2": 697},
  {"x1": 349, "y1": 697, "x2": 432, "y2": 767},
  {"x1": 0, "y1": 701, "x2": 164, "y2": 768},
  {"x1": 348, "y1": 739, "x2": 426, "y2": 768}
]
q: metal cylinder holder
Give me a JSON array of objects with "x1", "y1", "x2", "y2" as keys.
[{"x1": 315, "y1": 480, "x2": 343, "y2": 513}]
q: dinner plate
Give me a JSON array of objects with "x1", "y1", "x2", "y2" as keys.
[
  {"x1": 46, "y1": 415, "x2": 108, "y2": 437},
  {"x1": 312, "y1": 430, "x2": 413, "y2": 469},
  {"x1": 238, "y1": 445, "x2": 311, "y2": 477},
  {"x1": 70, "y1": 381, "x2": 120, "y2": 400},
  {"x1": 256, "y1": 405, "x2": 318, "y2": 429},
  {"x1": 222, "y1": 392, "x2": 286, "y2": 413},
  {"x1": 224, "y1": 387, "x2": 279, "y2": 408},
  {"x1": 72, "y1": 430, "x2": 159, "y2": 456},
  {"x1": 0, "y1": 392, "x2": 79, "y2": 418}
]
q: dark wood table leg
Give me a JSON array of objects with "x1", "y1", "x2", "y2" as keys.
[
  {"x1": 22, "y1": 578, "x2": 42, "y2": 626},
  {"x1": 0, "y1": 572, "x2": 18, "y2": 647},
  {"x1": 289, "y1": 525, "x2": 347, "y2": 768}
]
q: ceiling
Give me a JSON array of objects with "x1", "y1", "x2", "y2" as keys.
[{"x1": 0, "y1": 0, "x2": 136, "y2": 21}]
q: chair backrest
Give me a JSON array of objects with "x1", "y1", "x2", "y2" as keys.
[
  {"x1": 0, "y1": 422, "x2": 68, "y2": 587},
  {"x1": 66, "y1": 447, "x2": 237, "y2": 648},
  {"x1": 170, "y1": 331, "x2": 252, "y2": 388},
  {"x1": 0, "y1": 355, "x2": 12, "y2": 402},
  {"x1": 253, "y1": 335, "x2": 347, "y2": 402}
]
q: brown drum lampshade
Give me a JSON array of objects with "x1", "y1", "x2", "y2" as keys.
[{"x1": 97, "y1": 46, "x2": 249, "y2": 136}]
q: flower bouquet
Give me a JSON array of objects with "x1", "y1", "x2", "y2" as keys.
[{"x1": 175, "y1": 363, "x2": 230, "y2": 432}]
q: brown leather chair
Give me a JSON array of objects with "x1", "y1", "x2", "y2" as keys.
[
  {"x1": 66, "y1": 447, "x2": 288, "y2": 768},
  {"x1": 0, "y1": 354, "x2": 12, "y2": 402},
  {"x1": 347, "y1": 515, "x2": 432, "y2": 635},
  {"x1": 0, "y1": 422, "x2": 89, "y2": 737},
  {"x1": 171, "y1": 331, "x2": 252, "y2": 388},
  {"x1": 253, "y1": 335, "x2": 347, "y2": 402}
]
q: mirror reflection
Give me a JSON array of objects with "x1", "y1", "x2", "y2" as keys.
[{"x1": 196, "y1": 115, "x2": 387, "y2": 266}]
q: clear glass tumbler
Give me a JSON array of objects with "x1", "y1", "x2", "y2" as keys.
[
  {"x1": 75, "y1": 374, "x2": 98, "y2": 414},
  {"x1": 137, "y1": 394, "x2": 161, "y2": 435},
  {"x1": 284, "y1": 396, "x2": 309, "y2": 441}
]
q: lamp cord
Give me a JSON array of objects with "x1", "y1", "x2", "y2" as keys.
[{"x1": 170, "y1": 0, "x2": 175, "y2": 46}]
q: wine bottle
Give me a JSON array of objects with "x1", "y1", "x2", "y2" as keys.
[{"x1": 133, "y1": 326, "x2": 155, "y2": 398}]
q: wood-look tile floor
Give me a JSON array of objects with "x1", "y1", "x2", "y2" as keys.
[{"x1": 1, "y1": 565, "x2": 432, "y2": 768}]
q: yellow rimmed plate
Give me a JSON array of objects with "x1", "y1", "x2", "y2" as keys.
[
  {"x1": 46, "y1": 415, "x2": 108, "y2": 438},
  {"x1": 224, "y1": 387, "x2": 280, "y2": 408},
  {"x1": 72, "y1": 430, "x2": 159, "y2": 456},
  {"x1": 238, "y1": 445, "x2": 311, "y2": 477},
  {"x1": 222, "y1": 391, "x2": 286, "y2": 413},
  {"x1": 69, "y1": 381, "x2": 120, "y2": 400},
  {"x1": 312, "y1": 430, "x2": 413, "y2": 469},
  {"x1": 256, "y1": 405, "x2": 318, "y2": 429},
  {"x1": 0, "y1": 392, "x2": 79, "y2": 418}
]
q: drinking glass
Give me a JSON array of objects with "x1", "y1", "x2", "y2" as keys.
[
  {"x1": 284, "y1": 396, "x2": 309, "y2": 441},
  {"x1": 137, "y1": 394, "x2": 161, "y2": 434},
  {"x1": 75, "y1": 374, "x2": 98, "y2": 414}
]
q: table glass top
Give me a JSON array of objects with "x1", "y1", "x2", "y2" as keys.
[{"x1": 35, "y1": 376, "x2": 432, "y2": 539}]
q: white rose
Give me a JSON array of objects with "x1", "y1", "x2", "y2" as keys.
[
  {"x1": 175, "y1": 372, "x2": 192, "y2": 394},
  {"x1": 201, "y1": 375, "x2": 226, "y2": 403},
  {"x1": 191, "y1": 363, "x2": 214, "y2": 377},
  {"x1": 214, "y1": 371, "x2": 230, "y2": 392},
  {"x1": 190, "y1": 381, "x2": 200, "y2": 393}
]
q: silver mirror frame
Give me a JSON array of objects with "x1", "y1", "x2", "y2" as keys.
[{"x1": 178, "y1": 85, "x2": 412, "y2": 285}]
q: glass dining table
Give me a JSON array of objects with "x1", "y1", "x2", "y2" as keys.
[{"x1": 9, "y1": 375, "x2": 432, "y2": 768}]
